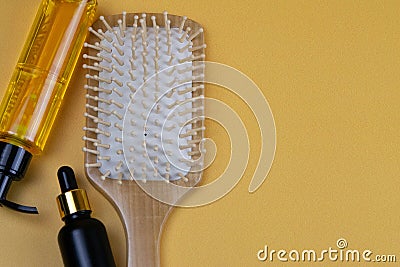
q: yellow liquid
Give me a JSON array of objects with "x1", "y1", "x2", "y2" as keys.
[{"x1": 0, "y1": 0, "x2": 96, "y2": 154}]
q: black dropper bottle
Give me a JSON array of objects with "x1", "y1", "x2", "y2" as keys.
[{"x1": 56, "y1": 166, "x2": 116, "y2": 267}]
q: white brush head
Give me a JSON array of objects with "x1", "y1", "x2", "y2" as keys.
[{"x1": 84, "y1": 12, "x2": 205, "y2": 184}]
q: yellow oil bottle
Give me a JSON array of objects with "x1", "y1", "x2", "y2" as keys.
[{"x1": 0, "y1": 0, "x2": 97, "y2": 214}]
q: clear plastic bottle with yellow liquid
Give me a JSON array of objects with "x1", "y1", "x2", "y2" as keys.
[{"x1": 0, "y1": 0, "x2": 97, "y2": 213}]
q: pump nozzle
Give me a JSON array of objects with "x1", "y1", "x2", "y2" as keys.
[{"x1": 0, "y1": 142, "x2": 38, "y2": 214}]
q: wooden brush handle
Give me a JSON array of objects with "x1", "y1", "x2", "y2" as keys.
[{"x1": 93, "y1": 180, "x2": 171, "y2": 267}]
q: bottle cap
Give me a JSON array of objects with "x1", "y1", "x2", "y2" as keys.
[
  {"x1": 56, "y1": 166, "x2": 91, "y2": 219},
  {"x1": 0, "y1": 142, "x2": 38, "y2": 214}
]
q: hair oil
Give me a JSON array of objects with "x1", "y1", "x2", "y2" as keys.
[{"x1": 0, "y1": 0, "x2": 97, "y2": 213}]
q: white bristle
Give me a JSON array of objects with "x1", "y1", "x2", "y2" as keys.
[
  {"x1": 112, "y1": 54, "x2": 124, "y2": 66},
  {"x1": 115, "y1": 123, "x2": 123, "y2": 131},
  {"x1": 112, "y1": 77, "x2": 123, "y2": 87},
  {"x1": 187, "y1": 138, "x2": 203, "y2": 144},
  {"x1": 84, "y1": 112, "x2": 111, "y2": 126},
  {"x1": 178, "y1": 106, "x2": 204, "y2": 116},
  {"x1": 101, "y1": 170, "x2": 111, "y2": 180},
  {"x1": 84, "y1": 12, "x2": 206, "y2": 183},
  {"x1": 165, "y1": 124, "x2": 176, "y2": 132},
  {"x1": 84, "y1": 42, "x2": 102, "y2": 51},
  {"x1": 94, "y1": 142, "x2": 111, "y2": 149},
  {"x1": 140, "y1": 19, "x2": 147, "y2": 41},
  {"x1": 179, "y1": 143, "x2": 195, "y2": 150},
  {"x1": 167, "y1": 55, "x2": 175, "y2": 65},
  {"x1": 118, "y1": 19, "x2": 125, "y2": 38},
  {"x1": 167, "y1": 41, "x2": 172, "y2": 56},
  {"x1": 166, "y1": 88, "x2": 176, "y2": 98},
  {"x1": 83, "y1": 54, "x2": 102, "y2": 62},
  {"x1": 112, "y1": 65, "x2": 124, "y2": 76},
  {"x1": 179, "y1": 16, "x2": 187, "y2": 34},
  {"x1": 85, "y1": 103, "x2": 112, "y2": 115},
  {"x1": 141, "y1": 13, "x2": 147, "y2": 27},
  {"x1": 98, "y1": 156, "x2": 111, "y2": 161},
  {"x1": 111, "y1": 110, "x2": 124, "y2": 120},
  {"x1": 111, "y1": 99, "x2": 124, "y2": 109},
  {"x1": 83, "y1": 126, "x2": 111, "y2": 137},
  {"x1": 86, "y1": 162, "x2": 103, "y2": 168},
  {"x1": 122, "y1": 12, "x2": 127, "y2": 32},
  {"x1": 188, "y1": 150, "x2": 202, "y2": 156},
  {"x1": 166, "y1": 20, "x2": 171, "y2": 33},
  {"x1": 178, "y1": 54, "x2": 205, "y2": 64},
  {"x1": 128, "y1": 106, "x2": 136, "y2": 115},
  {"x1": 97, "y1": 29, "x2": 113, "y2": 42},
  {"x1": 188, "y1": 28, "x2": 203, "y2": 41},
  {"x1": 89, "y1": 27, "x2": 104, "y2": 40},
  {"x1": 179, "y1": 42, "x2": 193, "y2": 53},
  {"x1": 96, "y1": 42, "x2": 112, "y2": 53},
  {"x1": 178, "y1": 173, "x2": 189, "y2": 182},
  {"x1": 117, "y1": 173, "x2": 124, "y2": 184},
  {"x1": 179, "y1": 27, "x2": 191, "y2": 42},
  {"x1": 181, "y1": 84, "x2": 204, "y2": 95},
  {"x1": 83, "y1": 136, "x2": 100, "y2": 143},
  {"x1": 100, "y1": 16, "x2": 114, "y2": 32},
  {"x1": 113, "y1": 43, "x2": 124, "y2": 56},
  {"x1": 166, "y1": 66, "x2": 176, "y2": 76},
  {"x1": 113, "y1": 88, "x2": 124, "y2": 97},
  {"x1": 177, "y1": 64, "x2": 204, "y2": 75},
  {"x1": 86, "y1": 94, "x2": 111, "y2": 105},
  {"x1": 129, "y1": 58, "x2": 137, "y2": 70},
  {"x1": 129, "y1": 70, "x2": 136, "y2": 81},
  {"x1": 115, "y1": 161, "x2": 124, "y2": 171},
  {"x1": 189, "y1": 43, "x2": 207, "y2": 52},
  {"x1": 127, "y1": 83, "x2": 136, "y2": 92},
  {"x1": 132, "y1": 24, "x2": 138, "y2": 41},
  {"x1": 163, "y1": 11, "x2": 168, "y2": 27},
  {"x1": 83, "y1": 147, "x2": 100, "y2": 155},
  {"x1": 167, "y1": 77, "x2": 177, "y2": 87},
  {"x1": 83, "y1": 64, "x2": 102, "y2": 72},
  {"x1": 87, "y1": 74, "x2": 112, "y2": 84},
  {"x1": 84, "y1": 85, "x2": 112, "y2": 94},
  {"x1": 95, "y1": 63, "x2": 113, "y2": 73},
  {"x1": 151, "y1": 16, "x2": 157, "y2": 28},
  {"x1": 114, "y1": 30, "x2": 124, "y2": 46},
  {"x1": 97, "y1": 53, "x2": 112, "y2": 63}
]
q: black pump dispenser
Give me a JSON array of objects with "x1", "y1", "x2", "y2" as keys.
[
  {"x1": 0, "y1": 142, "x2": 37, "y2": 214},
  {"x1": 56, "y1": 166, "x2": 116, "y2": 267}
]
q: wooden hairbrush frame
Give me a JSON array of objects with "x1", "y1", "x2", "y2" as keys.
[{"x1": 84, "y1": 13, "x2": 205, "y2": 267}]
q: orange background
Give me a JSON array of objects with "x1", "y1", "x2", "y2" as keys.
[{"x1": 1, "y1": 0, "x2": 400, "y2": 266}]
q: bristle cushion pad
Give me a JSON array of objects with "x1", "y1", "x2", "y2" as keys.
[{"x1": 86, "y1": 15, "x2": 203, "y2": 182}]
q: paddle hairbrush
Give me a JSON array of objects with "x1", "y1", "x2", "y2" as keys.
[{"x1": 83, "y1": 11, "x2": 205, "y2": 267}]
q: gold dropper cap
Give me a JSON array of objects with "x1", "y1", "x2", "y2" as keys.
[
  {"x1": 56, "y1": 166, "x2": 91, "y2": 219},
  {"x1": 57, "y1": 189, "x2": 91, "y2": 219}
]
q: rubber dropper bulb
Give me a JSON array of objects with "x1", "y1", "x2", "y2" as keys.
[{"x1": 57, "y1": 166, "x2": 78, "y2": 193}]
